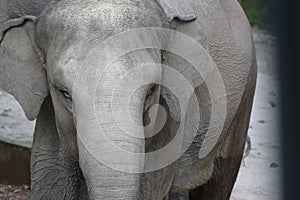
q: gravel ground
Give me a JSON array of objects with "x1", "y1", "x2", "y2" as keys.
[{"x1": 0, "y1": 184, "x2": 30, "y2": 200}]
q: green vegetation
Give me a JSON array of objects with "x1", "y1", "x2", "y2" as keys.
[{"x1": 240, "y1": 0, "x2": 271, "y2": 30}]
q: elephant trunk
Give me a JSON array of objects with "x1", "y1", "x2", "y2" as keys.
[
  {"x1": 74, "y1": 68, "x2": 146, "y2": 199},
  {"x1": 77, "y1": 132, "x2": 144, "y2": 199}
]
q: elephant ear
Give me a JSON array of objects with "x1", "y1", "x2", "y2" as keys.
[
  {"x1": 0, "y1": 16, "x2": 48, "y2": 120},
  {"x1": 158, "y1": 1, "x2": 211, "y2": 122}
]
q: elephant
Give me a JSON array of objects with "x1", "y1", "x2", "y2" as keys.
[{"x1": 0, "y1": 0, "x2": 257, "y2": 199}]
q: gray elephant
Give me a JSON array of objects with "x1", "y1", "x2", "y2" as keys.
[{"x1": 0, "y1": 0, "x2": 257, "y2": 199}]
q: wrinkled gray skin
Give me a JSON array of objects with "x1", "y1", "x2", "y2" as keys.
[{"x1": 0, "y1": 0, "x2": 256, "y2": 199}]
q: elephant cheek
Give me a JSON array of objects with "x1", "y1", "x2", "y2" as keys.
[{"x1": 50, "y1": 92, "x2": 79, "y2": 159}]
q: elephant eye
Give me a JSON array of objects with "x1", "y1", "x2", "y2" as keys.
[
  {"x1": 60, "y1": 89, "x2": 72, "y2": 100},
  {"x1": 146, "y1": 85, "x2": 156, "y2": 97},
  {"x1": 57, "y1": 88, "x2": 73, "y2": 112}
]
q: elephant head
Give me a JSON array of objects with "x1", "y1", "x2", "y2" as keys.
[{"x1": 0, "y1": 0, "x2": 255, "y2": 199}]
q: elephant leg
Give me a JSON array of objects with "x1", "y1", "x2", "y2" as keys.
[
  {"x1": 30, "y1": 96, "x2": 87, "y2": 199},
  {"x1": 188, "y1": 117, "x2": 248, "y2": 200},
  {"x1": 189, "y1": 59, "x2": 256, "y2": 200},
  {"x1": 188, "y1": 103, "x2": 252, "y2": 199},
  {"x1": 168, "y1": 191, "x2": 189, "y2": 200},
  {"x1": 188, "y1": 155, "x2": 243, "y2": 200}
]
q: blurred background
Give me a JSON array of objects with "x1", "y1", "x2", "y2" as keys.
[{"x1": 240, "y1": 0, "x2": 272, "y2": 30}]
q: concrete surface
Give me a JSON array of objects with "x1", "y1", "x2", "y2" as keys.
[
  {"x1": 0, "y1": 28, "x2": 282, "y2": 199},
  {"x1": 0, "y1": 92, "x2": 34, "y2": 148}
]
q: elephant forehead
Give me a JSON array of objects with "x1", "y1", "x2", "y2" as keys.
[
  {"x1": 40, "y1": 0, "x2": 166, "y2": 89},
  {"x1": 45, "y1": 0, "x2": 165, "y2": 35},
  {"x1": 48, "y1": 47, "x2": 162, "y2": 92}
]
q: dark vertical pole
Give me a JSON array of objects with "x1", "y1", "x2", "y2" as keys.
[{"x1": 275, "y1": 0, "x2": 300, "y2": 199}]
